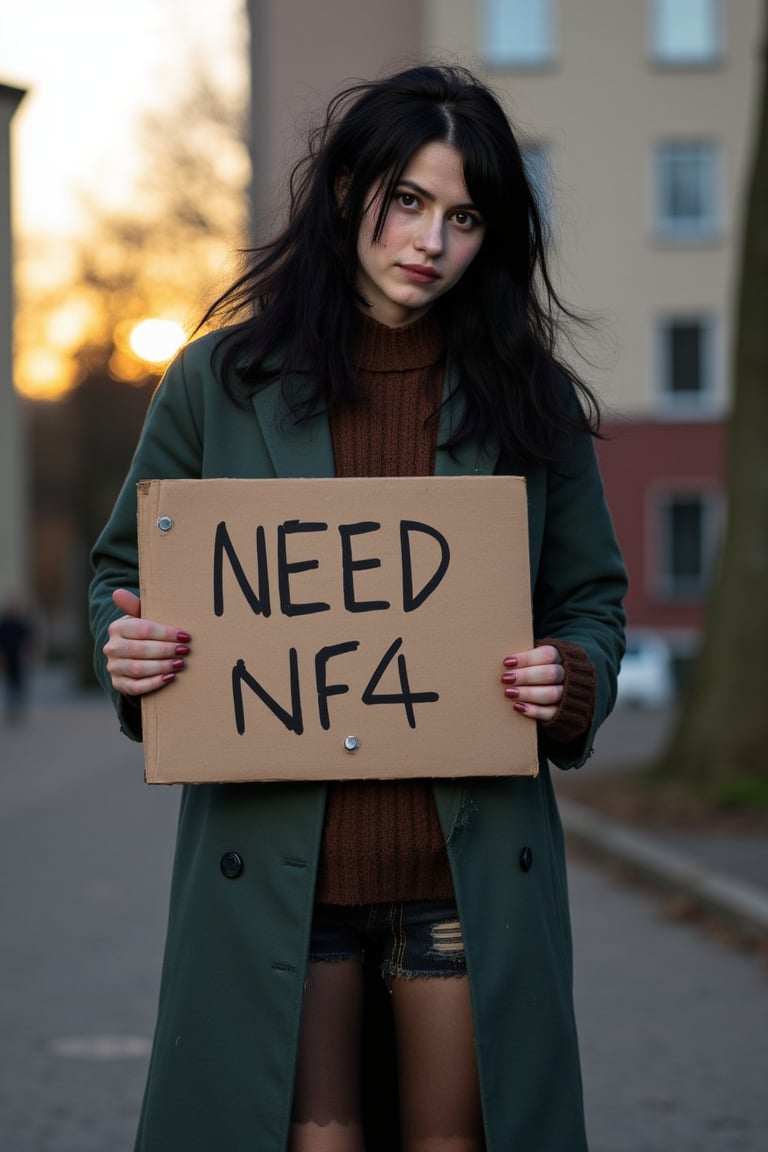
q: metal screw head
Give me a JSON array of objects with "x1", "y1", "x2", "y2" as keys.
[
  {"x1": 343, "y1": 735, "x2": 360, "y2": 753},
  {"x1": 157, "y1": 516, "x2": 174, "y2": 532}
]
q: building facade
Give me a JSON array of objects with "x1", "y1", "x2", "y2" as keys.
[
  {"x1": 247, "y1": 0, "x2": 765, "y2": 658},
  {"x1": 246, "y1": 0, "x2": 423, "y2": 232},
  {"x1": 0, "y1": 82, "x2": 27, "y2": 602}
]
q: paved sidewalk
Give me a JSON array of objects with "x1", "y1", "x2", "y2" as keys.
[{"x1": 557, "y1": 703, "x2": 768, "y2": 938}]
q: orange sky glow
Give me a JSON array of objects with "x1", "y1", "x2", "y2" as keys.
[{"x1": 0, "y1": 0, "x2": 247, "y2": 399}]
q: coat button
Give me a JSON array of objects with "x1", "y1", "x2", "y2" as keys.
[
  {"x1": 220, "y1": 851, "x2": 244, "y2": 879},
  {"x1": 519, "y1": 846, "x2": 533, "y2": 873}
]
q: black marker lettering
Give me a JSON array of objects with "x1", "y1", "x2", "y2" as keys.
[
  {"x1": 232, "y1": 653, "x2": 303, "y2": 735},
  {"x1": 315, "y1": 641, "x2": 360, "y2": 730},
  {"x1": 213, "y1": 522, "x2": 271, "y2": 617},
  {"x1": 277, "y1": 521, "x2": 331, "y2": 617},
  {"x1": 362, "y1": 637, "x2": 439, "y2": 729},
  {"x1": 339, "y1": 522, "x2": 390, "y2": 613},
  {"x1": 400, "y1": 521, "x2": 450, "y2": 612}
]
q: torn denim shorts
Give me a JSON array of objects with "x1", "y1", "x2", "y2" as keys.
[{"x1": 308, "y1": 899, "x2": 467, "y2": 978}]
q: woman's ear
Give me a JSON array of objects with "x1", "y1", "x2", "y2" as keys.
[{"x1": 334, "y1": 169, "x2": 352, "y2": 213}]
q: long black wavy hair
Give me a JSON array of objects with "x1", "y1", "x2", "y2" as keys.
[{"x1": 201, "y1": 63, "x2": 600, "y2": 465}]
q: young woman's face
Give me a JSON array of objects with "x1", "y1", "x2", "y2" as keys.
[{"x1": 354, "y1": 141, "x2": 485, "y2": 328}]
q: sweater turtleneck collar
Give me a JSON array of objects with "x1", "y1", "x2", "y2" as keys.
[{"x1": 351, "y1": 309, "x2": 444, "y2": 373}]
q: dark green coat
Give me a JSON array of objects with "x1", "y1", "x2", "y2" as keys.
[{"x1": 90, "y1": 332, "x2": 627, "y2": 1152}]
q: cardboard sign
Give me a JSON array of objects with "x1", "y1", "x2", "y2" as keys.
[{"x1": 138, "y1": 477, "x2": 537, "y2": 783}]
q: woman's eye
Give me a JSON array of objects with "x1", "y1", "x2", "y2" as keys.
[
  {"x1": 396, "y1": 192, "x2": 419, "y2": 209},
  {"x1": 452, "y1": 211, "x2": 481, "y2": 230}
]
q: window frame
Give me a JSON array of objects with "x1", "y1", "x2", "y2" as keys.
[
  {"x1": 481, "y1": 0, "x2": 558, "y2": 70},
  {"x1": 655, "y1": 313, "x2": 721, "y2": 416},
  {"x1": 649, "y1": 0, "x2": 724, "y2": 68},
  {"x1": 654, "y1": 139, "x2": 722, "y2": 242},
  {"x1": 650, "y1": 484, "x2": 722, "y2": 602}
]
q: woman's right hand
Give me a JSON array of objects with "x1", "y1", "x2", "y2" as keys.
[{"x1": 103, "y1": 588, "x2": 191, "y2": 699}]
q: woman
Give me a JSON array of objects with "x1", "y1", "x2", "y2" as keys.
[{"x1": 90, "y1": 64, "x2": 626, "y2": 1152}]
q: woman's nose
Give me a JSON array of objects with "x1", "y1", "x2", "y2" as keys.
[{"x1": 415, "y1": 214, "x2": 444, "y2": 256}]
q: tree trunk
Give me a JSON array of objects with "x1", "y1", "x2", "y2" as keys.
[{"x1": 658, "y1": 9, "x2": 768, "y2": 789}]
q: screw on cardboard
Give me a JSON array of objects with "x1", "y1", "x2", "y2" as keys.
[{"x1": 137, "y1": 477, "x2": 537, "y2": 784}]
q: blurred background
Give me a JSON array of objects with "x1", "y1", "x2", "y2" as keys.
[
  {"x1": 2, "y1": 6, "x2": 767, "y2": 1149},
  {"x1": 0, "y1": 0, "x2": 764, "y2": 699}
]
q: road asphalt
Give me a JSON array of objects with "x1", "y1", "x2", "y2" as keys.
[{"x1": 1, "y1": 665, "x2": 766, "y2": 1151}]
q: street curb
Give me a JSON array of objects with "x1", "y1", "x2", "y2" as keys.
[{"x1": 559, "y1": 798, "x2": 768, "y2": 939}]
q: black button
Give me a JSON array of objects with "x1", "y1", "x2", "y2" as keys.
[
  {"x1": 519, "y1": 846, "x2": 533, "y2": 873},
  {"x1": 220, "y1": 851, "x2": 244, "y2": 879}
]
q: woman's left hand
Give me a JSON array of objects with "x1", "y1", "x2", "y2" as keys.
[{"x1": 500, "y1": 645, "x2": 564, "y2": 722}]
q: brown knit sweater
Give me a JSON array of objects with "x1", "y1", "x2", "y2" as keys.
[{"x1": 313, "y1": 311, "x2": 596, "y2": 906}]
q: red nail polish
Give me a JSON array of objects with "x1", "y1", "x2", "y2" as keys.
[
  {"x1": 513, "y1": 702, "x2": 527, "y2": 715},
  {"x1": 175, "y1": 645, "x2": 191, "y2": 656},
  {"x1": 503, "y1": 657, "x2": 518, "y2": 668},
  {"x1": 177, "y1": 631, "x2": 191, "y2": 643},
  {"x1": 161, "y1": 673, "x2": 176, "y2": 684},
  {"x1": 501, "y1": 672, "x2": 517, "y2": 684},
  {"x1": 505, "y1": 687, "x2": 520, "y2": 699},
  {"x1": 171, "y1": 659, "x2": 185, "y2": 671}
]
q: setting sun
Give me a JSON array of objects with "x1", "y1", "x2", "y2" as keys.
[{"x1": 128, "y1": 318, "x2": 187, "y2": 365}]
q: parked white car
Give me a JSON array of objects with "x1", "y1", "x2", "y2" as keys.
[{"x1": 616, "y1": 630, "x2": 676, "y2": 708}]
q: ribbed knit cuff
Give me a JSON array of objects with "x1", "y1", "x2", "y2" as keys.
[{"x1": 536, "y1": 637, "x2": 596, "y2": 747}]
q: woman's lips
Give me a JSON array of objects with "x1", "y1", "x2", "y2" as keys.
[{"x1": 399, "y1": 264, "x2": 439, "y2": 283}]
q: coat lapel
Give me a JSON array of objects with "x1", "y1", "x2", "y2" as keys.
[
  {"x1": 435, "y1": 363, "x2": 500, "y2": 477},
  {"x1": 251, "y1": 378, "x2": 335, "y2": 479},
  {"x1": 251, "y1": 361, "x2": 500, "y2": 479}
]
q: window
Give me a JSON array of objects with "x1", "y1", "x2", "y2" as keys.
[
  {"x1": 482, "y1": 0, "x2": 556, "y2": 68},
  {"x1": 655, "y1": 142, "x2": 720, "y2": 240},
  {"x1": 657, "y1": 316, "x2": 717, "y2": 411},
  {"x1": 651, "y1": 0, "x2": 722, "y2": 65},
  {"x1": 655, "y1": 490, "x2": 720, "y2": 600},
  {"x1": 520, "y1": 141, "x2": 553, "y2": 234}
]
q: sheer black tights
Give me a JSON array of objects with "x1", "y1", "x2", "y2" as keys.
[{"x1": 289, "y1": 960, "x2": 485, "y2": 1152}]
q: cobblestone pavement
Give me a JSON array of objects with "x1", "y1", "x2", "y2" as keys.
[{"x1": 1, "y1": 673, "x2": 766, "y2": 1151}]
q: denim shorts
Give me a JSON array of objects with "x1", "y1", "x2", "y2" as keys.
[{"x1": 308, "y1": 899, "x2": 467, "y2": 978}]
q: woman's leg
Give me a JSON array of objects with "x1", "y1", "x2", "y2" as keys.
[
  {"x1": 390, "y1": 974, "x2": 485, "y2": 1152},
  {"x1": 289, "y1": 959, "x2": 365, "y2": 1152}
]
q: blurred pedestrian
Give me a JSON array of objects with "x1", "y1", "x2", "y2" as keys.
[
  {"x1": 0, "y1": 596, "x2": 34, "y2": 722},
  {"x1": 90, "y1": 63, "x2": 626, "y2": 1152}
]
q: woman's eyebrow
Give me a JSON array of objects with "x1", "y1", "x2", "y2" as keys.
[{"x1": 396, "y1": 178, "x2": 478, "y2": 212}]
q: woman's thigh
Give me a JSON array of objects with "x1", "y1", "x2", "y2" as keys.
[
  {"x1": 289, "y1": 959, "x2": 365, "y2": 1152},
  {"x1": 390, "y1": 973, "x2": 485, "y2": 1152}
]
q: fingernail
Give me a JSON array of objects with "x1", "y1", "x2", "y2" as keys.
[
  {"x1": 504, "y1": 687, "x2": 520, "y2": 699},
  {"x1": 161, "y1": 673, "x2": 176, "y2": 684},
  {"x1": 501, "y1": 672, "x2": 517, "y2": 684},
  {"x1": 175, "y1": 645, "x2": 191, "y2": 656},
  {"x1": 171, "y1": 659, "x2": 185, "y2": 671},
  {"x1": 513, "y1": 702, "x2": 527, "y2": 714},
  {"x1": 503, "y1": 657, "x2": 518, "y2": 668},
  {"x1": 177, "y1": 631, "x2": 191, "y2": 643}
]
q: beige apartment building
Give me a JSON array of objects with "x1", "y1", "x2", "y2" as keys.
[
  {"x1": 0, "y1": 82, "x2": 27, "y2": 603},
  {"x1": 248, "y1": 0, "x2": 763, "y2": 654}
]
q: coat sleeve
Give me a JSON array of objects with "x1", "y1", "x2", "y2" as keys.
[
  {"x1": 88, "y1": 343, "x2": 207, "y2": 740},
  {"x1": 531, "y1": 425, "x2": 628, "y2": 770}
]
